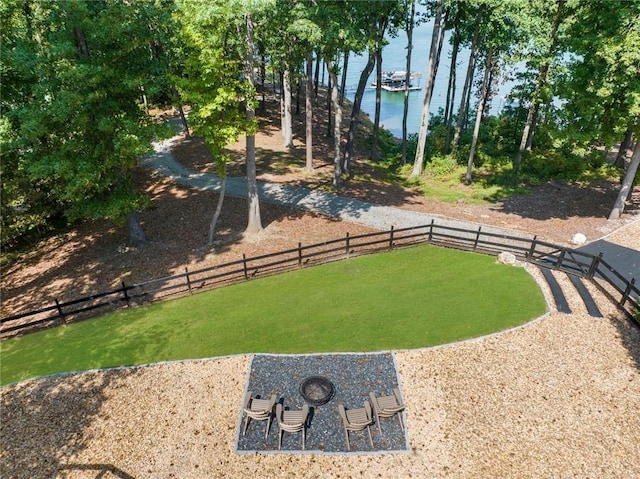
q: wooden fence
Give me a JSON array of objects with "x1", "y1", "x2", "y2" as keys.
[{"x1": 2, "y1": 221, "x2": 638, "y2": 337}]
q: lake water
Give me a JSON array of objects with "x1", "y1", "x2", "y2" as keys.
[{"x1": 341, "y1": 16, "x2": 515, "y2": 138}]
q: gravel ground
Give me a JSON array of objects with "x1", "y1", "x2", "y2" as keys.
[
  {"x1": 237, "y1": 353, "x2": 406, "y2": 453},
  {"x1": 2, "y1": 223, "x2": 639, "y2": 478}
]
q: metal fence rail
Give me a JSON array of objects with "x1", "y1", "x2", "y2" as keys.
[{"x1": 2, "y1": 221, "x2": 638, "y2": 337}]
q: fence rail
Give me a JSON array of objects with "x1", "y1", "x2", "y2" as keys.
[{"x1": 2, "y1": 221, "x2": 638, "y2": 337}]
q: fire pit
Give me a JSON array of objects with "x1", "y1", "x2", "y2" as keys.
[{"x1": 299, "y1": 376, "x2": 335, "y2": 406}]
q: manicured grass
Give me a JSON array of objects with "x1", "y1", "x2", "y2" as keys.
[{"x1": 0, "y1": 245, "x2": 546, "y2": 385}]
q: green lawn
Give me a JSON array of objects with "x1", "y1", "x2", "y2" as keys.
[{"x1": 0, "y1": 245, "x2": 546, "y2": 386}]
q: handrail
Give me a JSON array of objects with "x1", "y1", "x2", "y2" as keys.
[{"x1": 2, "y1": 221, "x2": 637, "y2": 337}]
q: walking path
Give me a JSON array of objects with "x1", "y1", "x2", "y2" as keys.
[
  {"x1": 143, "y1": 135, "x2": 638, "y2": 288},
  {"x1": 144, "y1": 136, "x2": 535, "y2": 238}
]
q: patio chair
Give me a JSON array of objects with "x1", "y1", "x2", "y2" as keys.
[
  {"x1": 338, "y1": 401, "x2": 374, "y2": 451},
  {"x1": 242, "y1": 391, "x2": 277, "y2": 439},
  {"x1": 369, "y1": 388, "x2": 405, "y2": 435},
  {"x1": 275, "y1": 402, "x2": 309, "y2": 450}
]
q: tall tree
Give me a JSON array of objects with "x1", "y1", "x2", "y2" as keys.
[
  {"x1": 244, "y1": 10, "x2": 263, "y2": 234},
  {"x1": 513, "y1": 0, "x2": 568, "y2": 176},
  {"x1": 465, "y1": 0, "x2": 522, "y2": 183},
  {"x1": 174, "y1": 0, "x2": 262, "y2": 241},
  {"x1": 401, "y1": 0, "x2": 416, "y2": 164},
  {"x1": 465, "y1": 48, "x2": 495, "y2": 183},
  {"x1": 558, "y1": 0, "x2": 640, "y2": 219},
  {"x1": 609, "y1": 142, "x2": 640, "y2": 220},
  {"x1": 450, "y1": 3, "x2": 483, "y2": 159},
  {"x1": 412, "y1": 0, "x2": 447, "y2": 176},
  {"x1": 314, "y1": 0, "x2": 356, "y2": 188},
  {"x1": 0, "y1": 0, "x2": 172, "y2": 248},
  {"x1": 443, "y1": 3, "x2": 464, "y2": 154}
]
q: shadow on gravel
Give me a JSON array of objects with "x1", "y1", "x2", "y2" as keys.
[
  {"x1": 610, "y1": 313, "x2": 640, "y2": 372},
  {"x1": 0, "y1": 369, "x2": 137, "y2": 479}
]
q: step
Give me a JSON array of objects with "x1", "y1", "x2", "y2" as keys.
[
  {"x1": 539, "y1": 267, "x2": 572, "y2": 314},
  {"x1": 567, "y1": 274, "x2": 603, "y2": 318}
]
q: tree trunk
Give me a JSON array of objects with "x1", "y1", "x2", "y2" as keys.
[
  {"x1": 343, "y1": 49, "x2": 376, "y2": 173},
  {"x1": 412, "y1": 0, "x2": 446, "y2": 176},
  {"x1": 326, "y1": 59, "x2": 342, "y2": 188},
  {"x1": 314, "y1": 51, "x2": 320, "y2": 101},
  {"x1": 282, "y1": 68, "x2": 293, "y2": 148},
  {"x1": 127, "y1": 212, "x2": 147, "y2": 247},
  {"x1": 305, "y1": 49, "x2": 314, "y2": 173},
  {"x1": 340, "y1": 50, "x2": 349, "y2": 106},
  {"x1": 175, "y1": 103, "x2": 191, "y2": 139},
  {"x1": 451, "y1": 7, "x2": 482, "y2": 159},
  {"x1": 402, "y1": 0, "x2": 416, "y2": 164},
  {"x1": 207, "y1": 176, "x2": 227, "y2": 245},
  {"x1": 444, "y1": 10, "x2": 461, "y2": 154},
  {"x1": 260, "y1": 50, "x2": 266, "y2": 112},
  {"x1": 326, "y1": 72, "x2": 332, "y2": 138},
  {"x1": 172, "y1": 88, "x2": 191, "y2": 138},
  {"x1": 244, "y1": 13, "x2": 262, "y2": 234},
  {"x1": 514, "y1": 63, "x2": 549, "y2": 176},
  {"x1": 73, "y1": 27, "x2": 89, "y2": 58},
  {"x1": 615, "y1": 129, "x2": 634, "y2": 168},
  {"x1": 515, "y1": 0, "x2": 565, "y2": 176},
  {"x1": 344, "y1": 13, "x2": 389, "y2": 173},
  {"x1": 466, "y1": 48, "x2": 494, "y2": 184},
  {"x1": 609, "y1": 141, "x2": 640, "y2": 220},
  {"x1": 372, "y1": 48, "x2": 383, "y2": 161}
]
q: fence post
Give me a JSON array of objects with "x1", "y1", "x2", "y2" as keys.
[
  {"x1": 345, "y1": 233, "x2": 350, "y2": 255},
  {"x1": 620, "y1": 278, "x2": 635, "y2": 307},
  {"x1": 243, "y1": 254, "x2": 248, "y2": 280},
  {"x1": 121, "y1": 281, "x2": 130, "y2": 307},
  {"x1": 428, "y1": 219, "x2": 434, "y2": 242},
  {"x1": 389, "y1": 226, "x2": 394, "y2": 250},
  {"x1": 587, "y1": 252, "x2": 603, "y2": 279},
  {"x1": 473, "y1": 227, "x2": 482, "y2": 251},
  {"x1": 298, "y1": 242, "x2": 303, "y2": 266},
  {"x1": 555, "y1": 248, "x2": 567, "y2": 270},
  {"x1": 55, "y1": 298, "x2": 65, "y2": 321},
  {"x1": 527, "y1": 236, "x2": 538, "y2": 259},
  {"x1": 185, "y1": 267, "x2": 192, "y2": 294}
]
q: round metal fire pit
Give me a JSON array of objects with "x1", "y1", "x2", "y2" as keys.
[{"x1": 299, "y1": 376, "x2": 335, "y2": 406}]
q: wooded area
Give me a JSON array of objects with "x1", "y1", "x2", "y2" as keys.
[{"x1": 2, "y1": 0, "x2": 639, "y2": 250}]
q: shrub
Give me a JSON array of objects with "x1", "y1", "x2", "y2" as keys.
[{"x1": 424, "y1": 154, "x2": 459, "y2": 178}]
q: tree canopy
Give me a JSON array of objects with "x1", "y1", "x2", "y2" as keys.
[{"x1": 2, "y1": 0, "x2": 638, "y2": 250}]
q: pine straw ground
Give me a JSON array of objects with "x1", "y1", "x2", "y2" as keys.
[{"x1": 1, "y1": 99, "x2": 640, "y2": 478}]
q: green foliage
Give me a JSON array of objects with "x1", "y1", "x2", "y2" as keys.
[
  {"x1": 518, "y1": 146, "x2": 620, "y2": 184},
  {"x1": 173, "y1": 0, "x2": 257, "y2": 167},
  {"x1": 1, "y1": 0, "x2": 174, "y2": 249},
  {"x1": 0, "y1": 245, "x2": 545, "y2": 385},
  {"x1": 559, "y1": 0, "x2": 640, "y2": 145},
  {"x1": 424, "y1": 154, "x2": 459, "y2": 179}
]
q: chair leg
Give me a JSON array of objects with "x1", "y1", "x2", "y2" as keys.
[
  {"x1": 343, "y1": 427, "x2": 351, "y2": 451},
  {"x1": 367, "y1": 425, "x2": 373, "y2": 447},
  {"x1": 397, "y1": 413, "x2": 404, "y2": 431},
  {"x1": 302, "y1": 427, "x2": 306, "y2": 450},
  {"x1": 243, "y1": 415, "x2": 250, "y2": 435},
  {"x1": 375, "y1": 412, "x2": 382, "y2": 435},
  {"x1": 265, "y1": 416, "x2": 272, "y2": 439},
  {"x1": 278, "y1": 429, "x2": 283, "y2": 450}
]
